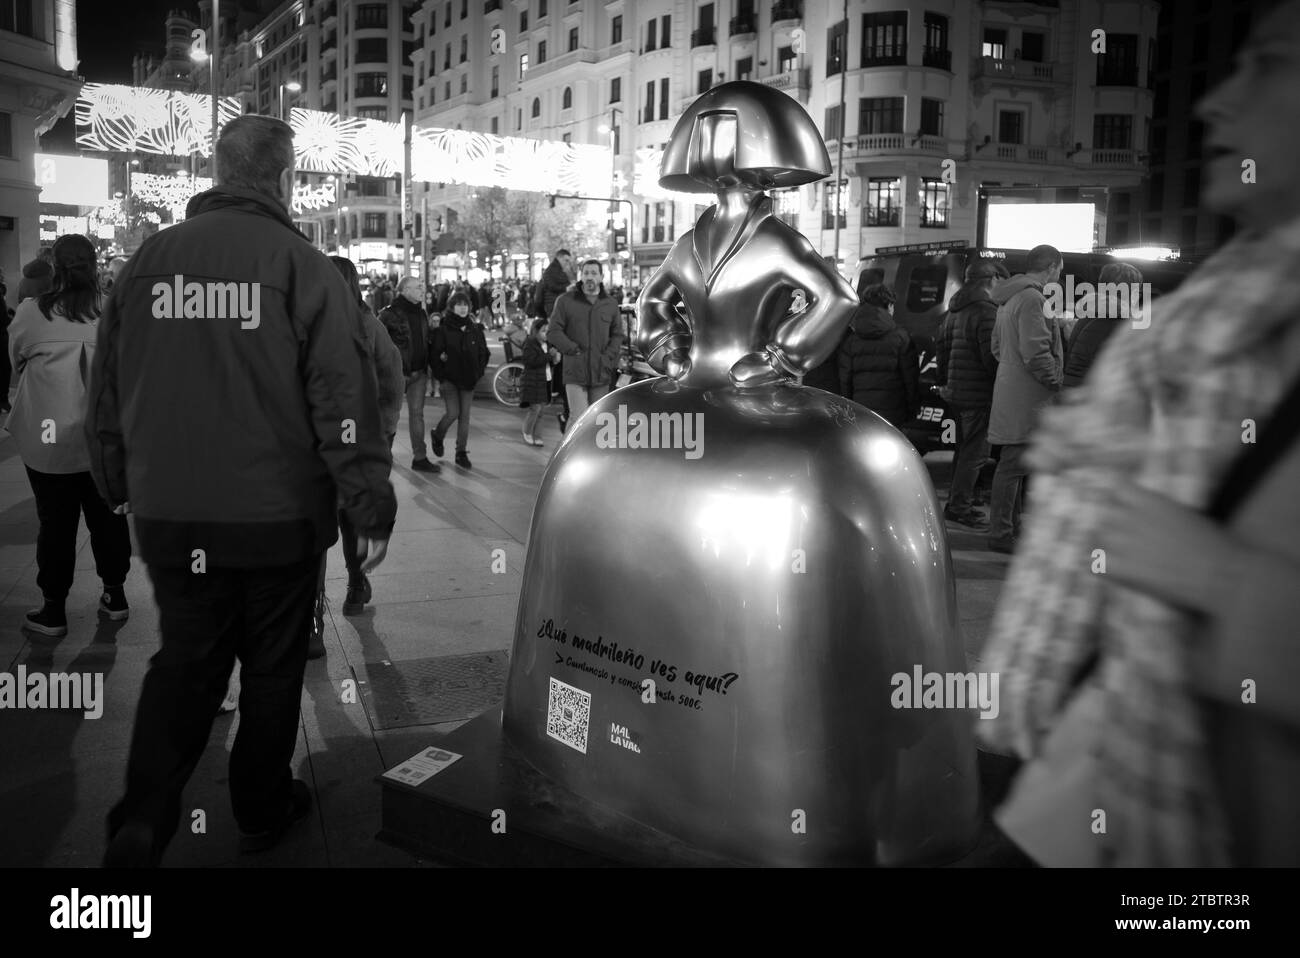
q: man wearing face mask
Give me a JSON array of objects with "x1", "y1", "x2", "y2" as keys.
[
  {"x1": 87, "y1": 114, "x2": 396, "y2": 867},
  {"x1": 547, "y1": 259, "x2": 624, "y2": 420}
]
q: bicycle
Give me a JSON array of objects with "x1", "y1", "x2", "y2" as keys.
[{"x1": 492, "y1": 336, "x2": 526, "y2": 406}]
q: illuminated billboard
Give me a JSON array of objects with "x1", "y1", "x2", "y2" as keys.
[
  {"x1": 984, "y1": 202, "x2": 1096, "y2": 254},
  {"x1": 35, "y1": 153, "x2": 110, "y2": 207}
]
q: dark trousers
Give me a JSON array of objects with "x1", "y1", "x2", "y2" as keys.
[
  {"x1": 25, "y1": 466, "x2": 131, "y2": 603},
  {"x1": 108, "y1": 554, "x2": 321, "y2": 857},
  {"x1": 948, "y1": 406, "x2": 991, "y2": 513},
  {"x1": 434, "y1": 383, "x2": 474, "y2": 452},
  {"x1": 988, "y1": 442, "x2": 1031, "y2": 541}
]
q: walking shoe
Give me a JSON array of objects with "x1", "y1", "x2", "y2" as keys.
[
  {"x1": 430, "y1": 431, "x2": 445, "y2": 458},
  {"x1": 522, "y1": 427, "x2": 535, "y2": 446},
  {"x1": 238, "y1": 780, "x2": 312, "y2": 854},
  {"x1": 943, "y1": 506, "x2": 988, "y2": 529},
  {"x1": 411, "y1": 458, "x2": 440, "y2": 473},
  {"x1": 455, "y1": 450, "x2": 472, "y2": 469},
  {"x1": 99, "y1": 586, "x2": 130, "y2": 621},
  {"x1": 558, "y1": 413, "x2": 569, "y2": 435},
  {"x1": 342, "y1": 576, "x2": 372, "y2": 615},
  {"x1": 103, "y1": 820, "x2": 158, "y2": 868},
  {"x1": 23, "y1": 602, "x2": 67, "y2": 637},
  {"x1": 530, "y1": 434, "x2": 544, "y2": 447},
  {"x1": 987, "y1": 536, "x2": 1018, "y2": 555}
]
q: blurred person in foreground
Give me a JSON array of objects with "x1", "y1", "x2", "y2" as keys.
[
  {"x1": 978, "y1": 2, "x2": 1300, "y2": 867},
  {"x1": 89, "y1": 115, "x2": 397, "y2": 866}
]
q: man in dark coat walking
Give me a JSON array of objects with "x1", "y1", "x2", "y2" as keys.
[
  {"x1": 936, "y1": 259, "x2": 1008, "y2": 526},
  {"x1": 380, "y1": 277, "x2": 439, "y2": 473}
]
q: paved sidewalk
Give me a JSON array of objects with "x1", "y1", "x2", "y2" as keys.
[{"x1": 0, "y1": 391, "x2": 1008, "y2": 868}]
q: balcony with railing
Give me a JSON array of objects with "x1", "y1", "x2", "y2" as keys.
[
  {"x1": 522, "y1": 47, "x2": 600, "y2": 79},
  {"x1": 771, "y1": 1, "x2": 802, "y2": 24},
  {"x1": 320, "y1": 63, "x2": 337, "y2": 84},
  {"x1": 759, "y1": 67, "x2": 809, "y2": 103},
  {"x1": 971, "y1": 56, "x2": 1061, "y2": 87},
  {"x1": 922, "y1": 46, "x2": 951, "y2": 71},
  {"x1": 691, "y1": 27, "x2": 716, "y2": 48},
  {"x1": 862, "y1": 46, "x2": 907, "y2": 68},
  {"x1": 729, "y1": 16, "x2": 756, "y2": 38}
]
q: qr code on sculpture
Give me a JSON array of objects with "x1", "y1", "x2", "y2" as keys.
[{"x1": 546, "y1": 677, "x2": 591, "y2": 754}]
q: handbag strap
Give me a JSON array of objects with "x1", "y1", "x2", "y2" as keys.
[{"x1": 1204, "y1": 370, "x2": 1300, "y2": 522}]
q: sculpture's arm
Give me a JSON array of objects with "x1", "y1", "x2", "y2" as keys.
[{"x1": 636, "y1": 250, "x2": 692, "y2": 378}]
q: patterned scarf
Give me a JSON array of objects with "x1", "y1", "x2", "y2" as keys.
[{"x1": 978, "y1": 217, "x2": 1300, "y2": 866}]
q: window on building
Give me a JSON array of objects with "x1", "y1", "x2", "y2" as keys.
[
  {"x1": 920, "y1": 98, "x2": 944, "y2": 137},
  {"x1": 444, "y1": 44, "x2": 451, "y2": 69},
  {"x1": 491, "y1": 64, "x2": 499, "y2": 97},
  {"x1": 827, "y1": 19, "x2": 847, "y2": 76},
  {"x1": 445, "y1": 2, "x2": 451, "y2": 27},
  {"x1": 660, "y1": 14, "x2": 671, "y2": 48},
  {"x1": 520, "y1": 10, "x2": 527, "y2": 31},
  {"x1": 858, "y1": 96, "x2": 903, "y2": 135},
  {"x1": 865, "y1": 177, "x2": 901, "y2": 227},
  {"x1": 862, "y1": 11, "x2": 907, "y2": 67},
  {"x1": 460, "y1": 73, "x2": 467, "y2": 94},
  {"x1": 919, "y1": 178, "x2": 949, "y2": 228},
  {"x1": 461, "y1": 0, "x2": 467, "y2": 19},
  {"x1": 357, "y1": 175, "x2": 388, "y2": 195},
  {"x1": 822, "y1": 180, "x2": 847, "y2": 230},
  {"x1": 538, "y1": 40, "x2": 547, "y2": 63},
  {"x1": 982, "y1": 27, "x2": 1007, "y2": 59},
  {"x1": 659, "y1": 77, "x2": 669, "y2": 120},
  {"x1": 997, "y1": 110, "x2": 1024, "y2": 144},
  {"x1": 823, "y1": 104, "x2": 843, "y2": 141},
  {"x1": 562, "y1": 132, "x2": 571, "y2": 143},
  {"x1": 1021, "y1": 30, "x2": 1045, "y2": 62},
  {"x1": 531, "y1": 97, "x2": 541, "y2": 118},
  {"x1": 363, "y1": 212, "x2": 386, "y2": 236},
  {"x1": 698, "y1": 68, "x2": 713, "y2": 94},
  {"x1": 562, "y1": 87, "x2": 572, "y2": 109},
  {"x1": 539, "y1": 0, "x2": 548, "y2": 17},
  {"x1": 491, "y1": 116, "x2": 499, "y2": 134},
  {"x1": 356, "y1": 72, "x2": 388, "y2": 97},
  {"x1": 461, "y1": 34, "x2": 468, "y2": 62},
  {"x1": 356, "y1": 4, "x2": 386, "y2": 29},
  {"x1": 646, "y1": 17, "x2": 657, "y2": 52},
  {"x1": 1097, "y1": 33, "x2": 1138, "y2": 85},
  {"x1": 610, "y1": 77, "x2": 621, "y2": 102},
  {"x1": 736, "y1": 56, "x2": 752, "y2": 81},
  {"x1": 772, "y1": 188, "x2": 800, "y2": 227},
  {"x1": 520, "y1": 52, "x2": 529, "y2": 77},
  {"x1": 445, "y1": 80, "x2": 451, "y2": 99},
  {"x1": 778, "y1": 44, "x2": 796, "y2": 73},
  {"x1": 612, "y1": 15, "x2": 622, "y2": 44},
  {"x1": 1093, "y1": 114, "x2": 1133, "y2": 150},
  {"x1": 923, "y1": 12, "x2": 949, "y2": 69},
  {"x1": 569, "y1": 26, "x2": 579, "y2": 51},
  {"x1": 1, "y1": 112, "x2": 15, "y2": 156},
  {"x1": 644, "y1": 79, "x2": 656, "y2": 122},
  {"x1": 516, "y1": 107, "x2": 522, "y2": 129}
]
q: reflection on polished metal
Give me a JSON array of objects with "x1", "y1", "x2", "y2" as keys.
[{"x1": 502, "y1": 82, "x2": 980, "y2": 866}]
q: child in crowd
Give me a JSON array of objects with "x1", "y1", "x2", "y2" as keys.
[{"x1": 519, "y1": 318, "x2": 554, "y2": 446}]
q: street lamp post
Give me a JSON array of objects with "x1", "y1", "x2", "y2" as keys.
[
  {"x1": 190, "y1": 0, "x2": 220, "y2": 181},
  {"x1": 279, "y1": 80, "x2": 302, "y2": 121},
  {"x1": 598, "y1": 106, "x2": 623, "y2": 286}
]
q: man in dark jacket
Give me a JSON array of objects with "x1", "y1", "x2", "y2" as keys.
[
  {"x1": 936, "y1": 260, "x2": 1008, "y2": 526},
  {"x1": 87, "y1": 115, "x2": 397, "y2": 866},
  {"x1": 548, "y1": 260, "x2": 624, "y2": 419},
  {"x1": 429, "y1": 291, "x2": 490, "y2": 468},
  {"x1": 838, "y1": 281, "x2": 921, "y2": 428},
  {"x1": 1062, "y1": 262, "x2": 1143, "y2": 389},
  {"x1": 532, "y1": 248, "x2": 572, "y2": 319},
  {"x1": 380, "y1": 277, "x2": 439, "y2": 473}
]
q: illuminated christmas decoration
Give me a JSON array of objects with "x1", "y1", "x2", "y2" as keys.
[
  {"x1": 411, "y1": 125, "x2": 612, "y2": 195},
  {"x1": 291, "y1": 108, "x2": 404, "y2": 177},
  {"x1": 76, "y1": 83, "x2": 240, "y2": 157},
  {"x1": 130, "y1": 172, "x2": 213, "y2": 223},
  {"x1": 292, "y1": 179, "x2": 337, "y2": 214},
  {"x1": 634, "y1": 146, "x2": 674, "y2": 200}
]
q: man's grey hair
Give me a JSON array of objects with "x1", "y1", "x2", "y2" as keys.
[{"x1": 216, "y1": 114, "x2": 295, "y2": 201}]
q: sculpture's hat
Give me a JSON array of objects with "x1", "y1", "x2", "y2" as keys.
[{"x1": 659, "y1": 80, "x2": 830, "y2": 194}]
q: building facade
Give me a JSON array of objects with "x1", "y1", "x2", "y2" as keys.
[
  {"x1": 0, "y1": 0, "x2": 80, "y2": 284},
  {"x1": 408, "y1": 0, "x2": 1161, "y2": 281}
]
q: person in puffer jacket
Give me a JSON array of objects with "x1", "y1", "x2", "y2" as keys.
[
  {"x1": 838, "y1": 280, "x2": 920, "y2": 428},
  {"x1": 936, "y1": 259, "x2": 1009, "y2": 525}
]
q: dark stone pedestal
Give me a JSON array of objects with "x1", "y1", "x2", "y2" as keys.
[{"x1": 376, "y1": 707, "x2": 1036, "y2": 868}]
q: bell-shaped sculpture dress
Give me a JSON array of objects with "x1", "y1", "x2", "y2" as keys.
[{"x1": 501, "y1": 82, "x2": 981, "y2": 866}]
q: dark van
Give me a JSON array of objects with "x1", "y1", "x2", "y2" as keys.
[{"x1": 853, "y1": 247, "x2": 1195, "y2": 454}]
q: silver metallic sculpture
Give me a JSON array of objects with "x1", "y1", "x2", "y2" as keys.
[{"x1": 502, "y1": 82, "x2": 980, "y2": 866}]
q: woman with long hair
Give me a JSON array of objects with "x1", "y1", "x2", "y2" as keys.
[{"x1": 8, "y1": 234, "x2": 131, "y2": 636}]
